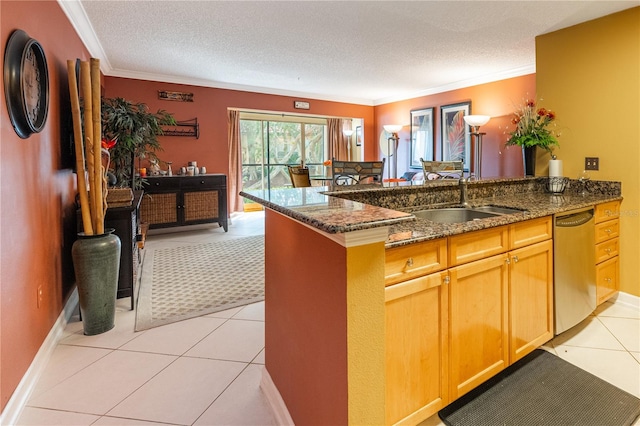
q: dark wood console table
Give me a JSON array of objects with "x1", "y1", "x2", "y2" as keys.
[
  {"x1": 105, "y1": 191, "x2": 142, "y2": 310},
  {"x1": 77, "y1": 190, "x2": 143, "y2": 310},
  {"x1": 140, "y1": 174, "x2": 228, "y2": 231}
]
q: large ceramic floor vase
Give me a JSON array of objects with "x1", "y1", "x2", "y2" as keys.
[
  {"x1": 72, "y1": 229, "x2": 121, "y2": 335},
  {"x1": 523, "y1": 146, "x2": 537, "y2": 177}
]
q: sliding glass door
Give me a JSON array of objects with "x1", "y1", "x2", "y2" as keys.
[{"x1": 240, "y1": 116, "x2": 326, "y2": 193}]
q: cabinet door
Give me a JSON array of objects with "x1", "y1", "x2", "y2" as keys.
[
  {"x1": 140, "y1": 192, "x2": 179, "y2": 227},
  {"x1": 183, "y1": 190, "x2": 219, "y2": 224},
  {"x1": 385, "y1": 271, "x2": 449, "y2": 425},
  {"x1": 449, "y1": 254, "x2": 509, "y2": 401},
  {"x1": 508, "y1": 240, "x2": 554, "y2": 363},
  {"x1": 596, "y1": 256, "x2": 619, "y2": 305}
]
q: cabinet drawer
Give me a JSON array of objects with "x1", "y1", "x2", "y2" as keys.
[
  {"x1": 509, "y1": 216, "x2": 552, "y2": 249},
  {"x1": 146, "y1": 177, "x2": 180, "y2": 191},
  {"x1": 595, "y1": 238, "x2": 619, "y2": 264},
  {"x1": 595, "y1": 219, "x2": 619, "y2": 243},
  {"x1": 180, "y1": 176, "x2": 224, "y2": 189},
  {"x1": 448, "y1": 226, "x2": 508, "y2": 267},
  {"x1": 595, "y1": 201, "x2": 620, "y2": 224},
  {"x1": 385, "y1": 238, "x2": 447, "y2": 286},
  {"x1": 596, "y1": 256, "x2": 619, "y2": 305}
]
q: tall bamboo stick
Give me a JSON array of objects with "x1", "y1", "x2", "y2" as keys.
[
  {"x1": 80, "y1": 61, "x2": 96, "y2": 230},
  {"x1": 67, "y1": 60, "x2": 93, "y2": 235},
  {"x1": 90, "y1": 58, "x2": 104, "y2": 234}
]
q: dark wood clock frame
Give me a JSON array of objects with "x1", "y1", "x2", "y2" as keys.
[{"x1": 3, "y1": 29, "x2": 50, "y2": 139}]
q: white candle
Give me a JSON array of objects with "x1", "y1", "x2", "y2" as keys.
[{"x1": 549, "y1": 159, "x2": 563, "y2": 177}]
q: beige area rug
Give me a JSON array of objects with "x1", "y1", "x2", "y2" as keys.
[{"x1": 135, "y1": 235, "x2": 264, "y2": 331}]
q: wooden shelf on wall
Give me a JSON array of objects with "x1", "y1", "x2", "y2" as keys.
[{"x1": 162, "y1": 118, "x2": 199, "y2": 139}]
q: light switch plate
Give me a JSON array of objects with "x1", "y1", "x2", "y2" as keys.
[
  {"x1": 585, "y1": 157, "x2": 599, "y2": 171},
  {"x1": 294, "y1": 101, "x2": 310, "y2": 110}
]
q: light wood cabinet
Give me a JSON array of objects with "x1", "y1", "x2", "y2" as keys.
[
  {"x1": 385, "y1": 238, "x2": 447, "y2": 286},
  {"x1": 448, "y1": 226, "x2": 508, "y2": 266},
  {"x1": 447, "y1": 216, "x2": 553, "y2": 400},
  {"x1": 448, "y1": 253, "x2": 509, "y2": 400},
  {"x1": 385, "y1": 216, "x2": 554, "y2": 420},
  {"x1": 508, "y1": 239, "x2": 554, "y2": 363},
  {"x1": 385, "y1": 272, "x2": 449, "y2": 425},
  {"x1": 594, "y1": 201, "x2": 621, "y2": 305}
]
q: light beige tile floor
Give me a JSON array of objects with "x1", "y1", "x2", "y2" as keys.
[{"x1": 16, "y1": 211, "x2": 640, "y2": 425}]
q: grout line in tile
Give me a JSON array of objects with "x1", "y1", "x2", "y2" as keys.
[
  {"x1": 95, "y1": 414, "x2": 181, "y2": 426},
  {"x1": 190, "y1": 361, "x2": 253, "y2": 426},
  {"x1": 595, "y1": 316, "x2": 640, "y2": 356}
]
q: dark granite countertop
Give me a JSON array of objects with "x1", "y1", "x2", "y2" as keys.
[
  {"x1": 240, "y1": 177, "x2": 622, "y2": 248},
  {"x1": 241, "y1": 186, "x2": 413, "y2": 234}
]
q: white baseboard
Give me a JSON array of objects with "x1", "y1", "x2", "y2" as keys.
[
  {"x1": 0, "y1": 289, "x2": 78, "y2": 425},
  {"x1": 260, "y1": 367, "x2": 295, "y2": 425},
  {"x1": 612, "y1": 291, "x2": 640, "y2": 309}
]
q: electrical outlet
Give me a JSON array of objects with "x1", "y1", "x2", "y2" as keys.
[
  {"x1": 37, "y1": 285, "x2": 43, "y2": 308},
  {"x1": 585, "y1": 157, "x2": 599, "y2": 171}
]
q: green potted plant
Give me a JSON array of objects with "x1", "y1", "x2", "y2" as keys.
[
  {"x1": 505, "y1": 99, "x2": 560, "y2": 176},
  {"x1": 101, "y1": 97, "x2": 175, "y2": 189}
]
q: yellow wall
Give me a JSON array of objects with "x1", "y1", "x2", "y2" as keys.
[
  {"x1": 346, "y1": 241, "x2": 386, "y2": 424},
  {"x1": 536, "y1": 7, "x2": 640, "y2": 297}
]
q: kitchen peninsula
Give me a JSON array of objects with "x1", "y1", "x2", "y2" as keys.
[{"x1": 241, "y1": 177, "x2": 622, "y2": 425}]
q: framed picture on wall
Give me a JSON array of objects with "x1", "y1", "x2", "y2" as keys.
[
  {"x1": 440, "y1": 102, "x2": 471, "y2": 171},
  {"x1": 410, "y1": 107, "x2": 434, "y2": 169},
  {"x1": 355, "y1": 126, "x2": 362, "y2": 146}
]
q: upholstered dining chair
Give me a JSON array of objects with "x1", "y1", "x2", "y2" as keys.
[
  {"x1": 287, "y1": 164, "x2": 311, "y2": 188},
  {"x1": 331, "y1": 158, "x2": 385, "y2": 185},
  {"x1": 420, "y1": 159, "x2": 464, "y2": 180}
]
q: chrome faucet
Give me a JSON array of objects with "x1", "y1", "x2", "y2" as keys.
[{"x1": 459, "y1": 176, "x2": 475, "y2": 207}]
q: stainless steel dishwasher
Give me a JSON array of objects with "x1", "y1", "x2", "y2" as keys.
[{"x1": 554, "y1": 206, "x2": 596, "y2": 335}]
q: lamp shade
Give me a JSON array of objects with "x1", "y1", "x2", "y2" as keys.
[
  {"x1": 463, "y1": 115, "x2": 491, "y2": 127},
  {"x1": 383, "y1": 124, "x2": 403, "y2": 133}
]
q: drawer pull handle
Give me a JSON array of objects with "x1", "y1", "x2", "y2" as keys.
[
  {"x1": 506, "y1": 258, "x2": 511, "y2": 265},
  {"x1": 406, "y1": 258, "x2": 414, "y2": 267},
  {"x1": 443, "y1": 276, "x2": 450, "y2": 285},
  {"x1": 155, "y1": 182, "x2": 160, "y2": 186},
  {"x1": 512, "y1": 256, "x2": 519, "y2": 263},
  {"x1": 605, "y1": 248, "x2": 612, "y2": 254},
  {"x1": 605, "y1": 277, "x2": 612, "y2": 283},
  {"x1": 201, "y1": 180, "x2": 205, "y2": 184},
  {"x1": 605, "y1": 228, "x2": 612, "y2": 234}
]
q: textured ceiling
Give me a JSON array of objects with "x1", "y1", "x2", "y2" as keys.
[{"x1": 60, "y1": 1, "x2": 638, "y2": 105}]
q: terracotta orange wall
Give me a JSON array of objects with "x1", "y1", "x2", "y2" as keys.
[
  {"x1": 104, "y1": 77, "x2": 377, "y2": 177},
  {"x1": 373, "y1": 74, "x2": 536, "y2": 178},
  {"x1": 1, "y1": 1, "x2": 91, "y2": 412},
  {"x1": 265, "y1": 210, "x2": 348, "y2": 424}
]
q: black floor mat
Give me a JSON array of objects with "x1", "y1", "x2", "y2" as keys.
[{"x1": 439, "y1": 349, "x2": 640, "y2": 426}]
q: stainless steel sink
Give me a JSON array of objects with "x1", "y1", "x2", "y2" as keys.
[
  {"x1": 472, "y1": 205, "x2": 525, "y2": 215},
  {"x1": 413, "y1": 208, "x2": 499, "y2": 223},
  {"x1": 412, "y1": 205, "x2": 524, "y2": 223}
]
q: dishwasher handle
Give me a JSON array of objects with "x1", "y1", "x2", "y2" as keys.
[{"x1": 555, "y1": 209, "x2": 594, "y2": 227}]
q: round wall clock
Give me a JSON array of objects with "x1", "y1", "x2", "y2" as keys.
[{"x1": 3, "y1": 29, "x2": 50, "y2": 139}]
